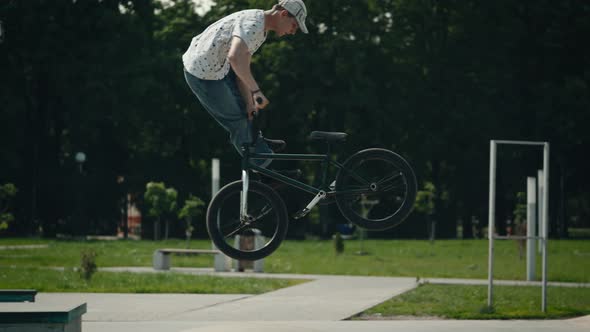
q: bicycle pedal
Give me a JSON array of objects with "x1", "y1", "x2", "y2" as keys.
[{"x1": 293, "y1": 208, "x2": 311, "y2": 220}]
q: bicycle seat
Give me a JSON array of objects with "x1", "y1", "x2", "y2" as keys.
[{"x1": 309, "y1": 131, "x2": 347, "y2": 142}]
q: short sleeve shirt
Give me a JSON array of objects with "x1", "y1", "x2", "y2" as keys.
[{"x1": 182, "y1": 9, "x2": 267, "y2": 80}]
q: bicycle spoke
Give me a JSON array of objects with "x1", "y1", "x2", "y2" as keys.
[
  {"x1": 338, "y1": 188, "x2": 373, "y2": 196},
  {"x1": 376, "y1": 171, "x2": 402, "y2": 186},
  {"x1": 225, "y1": 221, "x2": 249, "y2": 238},
  {"x1": 343, "y1": 166, "x2": 371, "y2": 186},
  {"x1": 252, "y1": 204, "x2": 273, "y2": 221},
  {"x1": 340, "y1": 179, "x2": 406, "y2": 196},
  {"x1": 334, "y1": 150, "x2": 417, "y2": 230},
  {"x1": 207, "y1": 179, "x2": 290, "y2": 261},
  {"x1": 380, "y1": 182, "x2": 406, "y2": 193},
  {"x1": 223, "y1": 204, "x2": 273, "y2": 238}
]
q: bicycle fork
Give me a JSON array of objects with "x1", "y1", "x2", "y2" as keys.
[{"x1": 240, "y1": 170, "x2": 249, "y2": 221}]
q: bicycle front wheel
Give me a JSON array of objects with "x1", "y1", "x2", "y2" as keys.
[
  {"x1": 335, "y1": 148, "x2": 417, "y2": 230},
  {"x1": 206, "y1": 180, "x2": 288, "y2": 261}
]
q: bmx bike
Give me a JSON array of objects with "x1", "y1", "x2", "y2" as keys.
[{"x1": 206, "y1": 114, "x2": 417, "y2": 261}]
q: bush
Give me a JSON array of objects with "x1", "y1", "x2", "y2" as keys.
[
  {"x1": 80, "y1": 249, "x2": 97, "y2": 281},
  {"x1": 333, "y1": 232, "x2": 344, "y2": 255},
  {"x1": 144, "y1": 182, "x2": 178, "y2": 240},
  {"x1": 178, "y1": 195, "x2": 205, "y2": 246},
  {"x1": 0, "y1": 183, "x2": 17, "y2": 232}
]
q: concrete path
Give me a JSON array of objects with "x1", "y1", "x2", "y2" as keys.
[
  {"x1": 83, "y1": 318, "x2": 590, "y2": 332},
  {"x1": 36, "y1": 293, "x2": 249, "y2": 322},
  {"x1": 171, "y1": 275, "x2": 416, "y2": 321},
  {"x1": 31, "y1": 268, "x2": 589, "y2": 332}
]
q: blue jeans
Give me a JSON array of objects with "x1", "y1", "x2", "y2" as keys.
[{"x1": 184, "y1": 68, "x2": 272, "y2": 167}]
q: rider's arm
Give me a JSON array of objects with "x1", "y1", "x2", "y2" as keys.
[
  {"x1": 236, "y1": 76, "x2": 256, "y2": 119},
  {"x1": 227, "y1": 36, "x2": 269, "y2": 109}
]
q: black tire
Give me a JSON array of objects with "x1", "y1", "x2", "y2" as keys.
[
  {"x1": 206, "y1": 180, "x2": 288, "y2": 261},
  {"x1": 335, "y1": 148, "x2": 417, "y2": 230}
]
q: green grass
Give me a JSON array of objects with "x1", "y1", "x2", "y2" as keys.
[
  {"x1": 1, "y1": 238, "x2": 589, "y2": 282},
  {"x1": 0, "y1": 239, "x2": 213, "y2": 268},
  {"x1": 1, "y1": 238, "x2": 588, "y2": 319},
  {"x1": 266, "y1": 239, "x2": 590, "y2": 282},
  {"x1": 357, "y1": 283, "x2": 590, "y2": 320},
  {"x1": 569, "y1": 228, "x2": 590, "y2": 238},
  {"x1": 0, "y1": 266, "x2": 306, "y2": 294}
]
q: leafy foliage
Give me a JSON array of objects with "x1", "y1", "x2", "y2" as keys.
[
  {"x1": 178, "y1": 194, "x2": 205, "y2": 243},
  {"x1": 80, "y1": 249, "x2": 98, "y2": 281},
  {"x1": 144, "y1": 182, "x2": 178, "y2": 219},
  {"x1": 333, "y1": 232, "x2": 344, "y2": 255},
  {"x1": 144, "y1": 182, "x2": 178, "y2": 239},
  {"x1": 415, "y1": 182, "x2": 436, "y2": 216},
  {"x1": 513, "y1": 192, "x2": 527, "y2": 226},
  {"x1": 0, "y1": 0, "x2": 588, "y2": 238},
  {"x1": 0, "y1": 183, "x2": 17, "y2": 231},
  {"x1": 178, "y1": 195, "x2": 205, "y2": 221}
]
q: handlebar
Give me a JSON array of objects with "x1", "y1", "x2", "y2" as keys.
[
  {"x1": 251, "y1": 97, "x2": 264, "y2": 118},
  {"x1": 250, "y1": 101, "x2": 262, "y2": 147}
]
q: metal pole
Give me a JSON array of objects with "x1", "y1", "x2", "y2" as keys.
[
  {"x1": 211, "y1": 158, "x2": 220, "y2": 197},
  {"x1": 210, "y1": 159, "x2": 230, "y2": 271},
  {"x1": 487, "y1": 140, "x2": 497, "y2": 308},
  {"x1": 537, "y1": 170, "x2": 544, "y2": 253},
  {"x1": 526, "y1": 177, "x2": 536, "y2": 281},
  {"x1": 542, "y1": 143, "x2": 550, "y2": 312},
  {"x1": 0, "y1": 20, "x2": 4, "y2": 44}
]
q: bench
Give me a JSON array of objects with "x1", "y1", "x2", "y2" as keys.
[
  {"x1": 0, "y1": 302, "x2": 86, "y2": 332},
  {"x1": 0, "y1": 290, "x2": 37, "y2": 303},
  {"x1": 153, "y1": 248, "x2": 229, "y2": 271}
]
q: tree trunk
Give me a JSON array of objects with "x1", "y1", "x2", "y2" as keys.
[
  {"x1": 462, "y1": 211, "x2": 474, "y2": 239},
  {"x1": 154, "y1": 217, "x2": 160, "y2": 241},
  {"x1": 164, "y1": 219, "x2": 169, "y2": 240}
]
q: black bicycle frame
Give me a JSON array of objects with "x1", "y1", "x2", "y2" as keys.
[
  {"x1": 242, "y1": 112, "x2": 372, "y2": 199},
  {"x1": 241, "y1": 144, "x2": 371, "y2": 198}
]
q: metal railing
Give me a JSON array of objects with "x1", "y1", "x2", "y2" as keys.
[{"x1": 487, "y1": 140, "x2": 550, "y2": 312}]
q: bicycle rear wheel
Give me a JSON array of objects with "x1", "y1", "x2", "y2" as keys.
[
  {"x1": 206, "y1": 180, "x2": 288, "y2": 261},
  {"x1": 335, "y1": 148, "x2": 417, "y2": 230}
]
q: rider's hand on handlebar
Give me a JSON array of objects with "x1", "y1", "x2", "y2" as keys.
[
  {"x1": 252, "y1": 90, "x2": 269, "y2": 110},
  {"x1": 247, "y1": 105, "x2": 257, "y2": 120}
]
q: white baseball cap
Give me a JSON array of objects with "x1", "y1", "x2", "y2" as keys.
[{"x1": 278, "y1": 0, "x2": 308, "y2": 34}]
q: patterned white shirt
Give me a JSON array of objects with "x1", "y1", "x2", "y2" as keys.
[{"x1": 182, "y1": 9, "x2": 267, "y2": 80}]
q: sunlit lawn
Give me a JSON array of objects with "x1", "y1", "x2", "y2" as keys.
[
  {"x1": 268, "y1": 239, "x2": 590, "y2": 282},
  {"x1": 1, "y1": 238, "x2": 588, "y2": 282},
  {"x1": 356, "y1": 283, "x2": 590, "y2": 320},
  {"x1": 1, "y1": 237, "x2": 588, "y2": 319},
  {"x1": 0, "y1": 266, "x2": 305, "y2": 294}
]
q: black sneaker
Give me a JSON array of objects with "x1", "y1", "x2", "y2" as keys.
[{"x1": 263, "y1": 138, "x2": 286, "y2": 153}]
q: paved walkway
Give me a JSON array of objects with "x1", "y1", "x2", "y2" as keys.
[{"x1": 33, "y1": 268, "x2": 590, "y2": 332}]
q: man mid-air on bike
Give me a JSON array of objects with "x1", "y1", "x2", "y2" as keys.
[{"x1": 182, "y1": 0, "x2": 308, "y2": 167}]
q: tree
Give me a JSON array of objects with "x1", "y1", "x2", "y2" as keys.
[
  {"x1": 0, "y1": 183, "x2": 17, "y2": 232},
  {"x1": 415, "y1": 182, "x2": 436, "y2": 241},
  {"x1": 144, "y1": 182, "x2": 178, "y2": 240},
  {"x1": 1, "y1": 0, "x2": 588, "y2": 239},
  {"x1": 178, "y1": 194, "x2": 205, "y2": 247},
  {"x1": 513, "y1": 191, "x2": 527, "y2": 259}
]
